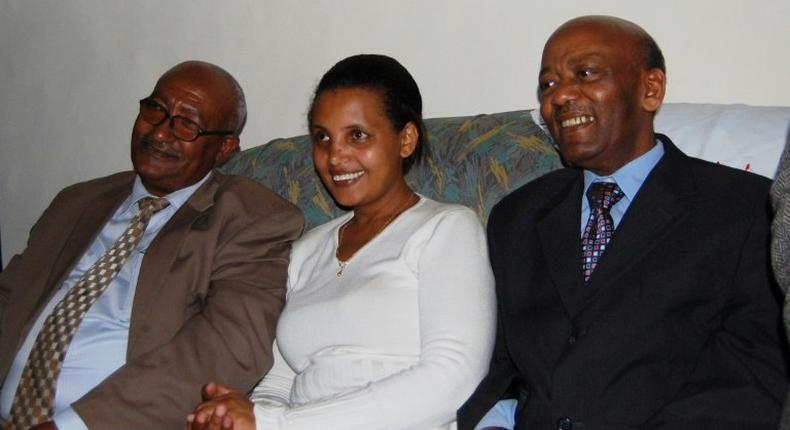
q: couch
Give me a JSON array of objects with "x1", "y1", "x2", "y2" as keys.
[{"x1": 220, "y1": 103, "x2": 790, "y2": 229}]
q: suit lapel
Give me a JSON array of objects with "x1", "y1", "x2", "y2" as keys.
[
  {"x1": 583, "y1": 137, "x2": 693, "y2": 302},
  {"x1": 44, "y1": 182, "x2": 131, "y2": 297},
  {"x1": 128, "y1": 173, "x2": 220, "y2": 341},
  {"x1": 537, "y1": 174, "x2": 586, "y2": 318}
]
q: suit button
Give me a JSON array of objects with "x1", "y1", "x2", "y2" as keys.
[
  {"x1": 557, "y1": 417, "x2": 573, "y2": 430},
  {"x1": 568, "y1": 334, "x2": 577, "y2": 344}
]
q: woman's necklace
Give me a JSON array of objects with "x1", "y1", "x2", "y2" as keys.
[{"x1": 335, "y1": 193, "x2": 419, "y2": 277}]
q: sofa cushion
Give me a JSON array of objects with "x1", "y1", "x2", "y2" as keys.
[{"x1": 220, "y1": 109, "x2": 561, "y2": 229}]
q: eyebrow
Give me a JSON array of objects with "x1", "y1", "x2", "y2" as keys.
[
  {"x1": 310, "y1": 118, "x2": 366, "y2": 127},
  {"x1": 156, "y1": 99, "x2": 207, "y2": 126},
  {"x1": 540, "y1": 52, "x2": 608, "y2": 75},
  {"x1": 150, "y1": 93, "x2": 203, "y2": 114},
  {"x1": 569, "y1": 52, "x2": 605, "y2": 63}
]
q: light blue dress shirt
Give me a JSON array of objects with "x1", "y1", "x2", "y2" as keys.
[
  {"x1": 579, "y1": 141, "x2": 665, "y2": 234},
  {"x1": 474, "y1": 142, "x2": 664, "y2": 430},
  {"x1": 0, "y1": 173, "x2": 210, "y2": 429}
]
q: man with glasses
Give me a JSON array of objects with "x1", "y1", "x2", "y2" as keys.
[{"x1": 0, "y1": 61, "x2": 303, "y2": 429}]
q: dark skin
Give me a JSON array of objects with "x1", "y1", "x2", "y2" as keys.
[
  {"x1": 29, "y1": 62, "x2": 243, "y2": 430},
  {"x1": 131, "y1": 61, "x2": 242, "y2": 196},
  {"x1": 538, "y1": 16, "x2": 666, "y2": 175},
  {"x1": 474, "y1": 17, "x2": 667, "y2": 429},
  {"x1": 311, "y1": 87, "x2": 419, "y2": 260},
  {"x1": 186, "y1": 87, "x2": 420, "y2": 430},
  {"x1": 186, "y1": 383, "x2": 251, "y2": 430}
]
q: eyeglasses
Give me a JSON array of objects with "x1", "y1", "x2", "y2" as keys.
[{"x1": 137, "y1": 98, "x2": 236, "y2": 142}]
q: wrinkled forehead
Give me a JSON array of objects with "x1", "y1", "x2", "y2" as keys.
[
  {"x1": 155, "y1": 67, "x2": 226, "y2": 99},
  {"x1": 153, "y1": 68, "x2": 236, "y2": 122}
]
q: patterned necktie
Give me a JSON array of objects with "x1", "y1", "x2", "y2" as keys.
[
  {"x1": 8, "y1": 197, "x2": 169, "y2": 429},
  {"x1": 581, "y1": 182, "x2": 624, "y2": 284}
]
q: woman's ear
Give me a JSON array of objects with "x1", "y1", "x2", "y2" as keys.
[{"x1": 399, "y1": 122, "x2": 419, "y2": 159}]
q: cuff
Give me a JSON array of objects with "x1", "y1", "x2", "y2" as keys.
[
  {"x1": 254, "y1": 402, "x2": 287, "y2": 430},
  {"x1": 53, "y1": 406, "x2": 89, "y2": 430},
  {"x1": 474, "y1": 398, "x2": 517, "y2": 430}
]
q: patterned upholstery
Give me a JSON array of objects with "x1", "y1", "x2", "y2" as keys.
[{"x1": 220, "y1": 109, "x2": 561, "y2": 229}]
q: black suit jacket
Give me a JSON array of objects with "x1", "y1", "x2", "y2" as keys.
[{"x1": 459, "y1": 135, "x2": 788, "y2": 429}]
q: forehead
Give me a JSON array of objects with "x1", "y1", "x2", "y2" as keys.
[
  {"x1": 152, "y1": 69, "x2": 233, "y2": 121},
  {"x1": 312, "y1": 87, "x2": 387, "y2": 123},
  {"x1": 541, "y1": 23, "x2": 636, "y2": 69}
]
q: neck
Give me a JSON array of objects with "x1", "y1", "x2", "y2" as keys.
[
  {"x1": 352, "y1": 181, "x2": 416, "y2": 226},
  {"x1": 335, "y1": 183, "x2": 419, "y2": 266},
  {"x1": 590, "y1": 131, "x2": 657, "y2": 176}
]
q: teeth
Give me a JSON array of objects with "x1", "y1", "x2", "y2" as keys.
[
  {"x1": 561, "y1": 115, "x2": 594, "y2": 128},
  {"x1": 332, "y1": 171, "x2": 365, "y2": 182}
]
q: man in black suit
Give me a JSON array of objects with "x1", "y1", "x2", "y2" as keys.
[{"x1": 459, "y1": 15, "x2": 788, "y2": 429}]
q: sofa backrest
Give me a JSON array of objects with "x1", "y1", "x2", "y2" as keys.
[
  {"x1": 220, "y1": 103, "x2": 790, "y2": 230},
  {"x1": 220, "y1": 109, "x2": 561, "y2": 230}
]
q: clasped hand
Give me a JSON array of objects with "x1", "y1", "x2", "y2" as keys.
[{"x1": 186, "y1": 382, "x2": 255, "y2": 430}]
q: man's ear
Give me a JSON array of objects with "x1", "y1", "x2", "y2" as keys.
[
  {"x1": 215, "y1": 135, "x2": 240, "y2": 165},
  {"x1": 641, "y1": 68, "x2": 666, "y2": 113},
  {"x1": 399, "y1": 122, "x2": 419, "y2": 159}
]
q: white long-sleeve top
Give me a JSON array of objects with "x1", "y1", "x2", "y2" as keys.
[{"x1": 251, "y1": 197, "x2": 496, "y2": 430}]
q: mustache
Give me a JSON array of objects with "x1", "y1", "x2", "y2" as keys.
[{"x1": 138, "y1": 134, "x2": 180, "y2": 158}]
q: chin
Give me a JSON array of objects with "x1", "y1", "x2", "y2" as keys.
[
  {"x1": 328, "y1": 193, "x2": 358, "y2": 209},
  {"x1": 331, "y1": 186, "x2": 369, "y2": 208},
  {"x1": 559, "y1": 149, "x2": 599, "y2": 170},
  {"x1": 134, "y1": 163, "x2": 169, "y2": 180}
]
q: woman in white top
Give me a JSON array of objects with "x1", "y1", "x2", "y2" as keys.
[{"x1": 187, "y1": 54, "x2": 495, "y2": 430}]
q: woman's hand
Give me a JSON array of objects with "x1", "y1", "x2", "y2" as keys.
[{"x1": 187, "y1": 382, "x2": 256, "y2": 430}]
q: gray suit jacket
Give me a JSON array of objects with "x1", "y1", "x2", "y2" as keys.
[
  {"x1": 0, "y1": 170, "x2": 303, "y2": 429},
  {"x1": 771, "y1": 128, "x2": 790, "y2": 430}
]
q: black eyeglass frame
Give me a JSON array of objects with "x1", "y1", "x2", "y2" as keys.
[{"x1": 138, "y1": 98, "x2": 237, "y2": 142}]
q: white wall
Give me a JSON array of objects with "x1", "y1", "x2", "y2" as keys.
[{"x1": 1, "y1": 0, "x2": 789, "y2": 265}]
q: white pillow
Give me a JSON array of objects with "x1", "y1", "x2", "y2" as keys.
[
  {"x1": 531, "y1": 103, "x2": 790, "y2": 179},
  {"x1": 655, "y1": 103, "x2": 790, "y2": 178}
]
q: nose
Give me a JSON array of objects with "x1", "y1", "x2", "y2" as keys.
[
  {"x1": 550, "y1": 80, "x2": 580, "y2": 108},
  {"x1": 328, "y1": 141, "x2": 347, "y2": 166},
  {"x1": 150, "y1": 118, "x2": 176, "y2": 142}
]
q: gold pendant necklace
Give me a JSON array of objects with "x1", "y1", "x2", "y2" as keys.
[{"x1": 335, "y1": 193, "x2": 418, "y2": 277}]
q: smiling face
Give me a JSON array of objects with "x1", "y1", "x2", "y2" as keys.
[
  {"x1": 310, "y1": 87, "x2": 417, "y2": 213},
  {"x1": 538, "y1": 17, "x2": 665, "y2": 175},
  {"x1": 131, "y1": 63, "x2": 240, "y2": 196}
]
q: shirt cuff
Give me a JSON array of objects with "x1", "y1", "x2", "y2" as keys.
[
  {"x1": 53, "y1": 406, "x2": 89, "y2": 430},
  {"x1": 474, "y1": 398, "x2": 517, "y2": 430},
  {"x1": 254, "y1": 402, "x2": 286, "y2": 430}
]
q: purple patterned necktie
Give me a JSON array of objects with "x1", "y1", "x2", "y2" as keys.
[
  {"x1": 7, "y1": 197, "x2": 169, "y2": 429},
  {"x1": 581, "y1": 182, "x2": 624, "y2": 284}
]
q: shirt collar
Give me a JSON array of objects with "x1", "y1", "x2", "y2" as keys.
[
  {"x1": 120, "y1": 171, "x2": 214, "y2": 215},
  {"x1": 583, "y1": 140, "x2": 665, "y2": 203}
]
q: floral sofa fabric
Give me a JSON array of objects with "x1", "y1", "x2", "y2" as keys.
[{"x1": 220, "y1": 109, "x2": 561, "y2": 229}]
